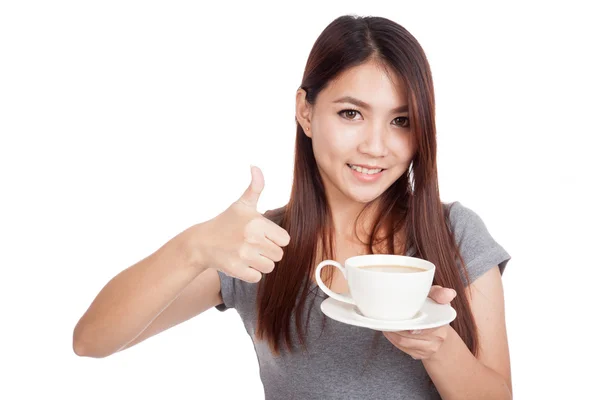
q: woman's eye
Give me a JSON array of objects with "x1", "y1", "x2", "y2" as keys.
[
  {"x1": 338, "y1": 109, "x2": 361, "y2": 120},
  {"x1": 393, "y1": 117, "x2": 410, "y2": 128}
]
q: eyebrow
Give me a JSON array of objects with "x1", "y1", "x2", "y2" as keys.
[{"x1": 333, "y1": 96, "x2": 408, "y2": 113}]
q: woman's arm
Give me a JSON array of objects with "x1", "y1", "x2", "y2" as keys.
[
  {"x1": 116, "y1": 267, "x2": 223, "y2": 353},
  {"x1": 72, "y1": 225, "x2": 216, "y2": 358},
  {"x1": 73, "y1": 167, "x2": 290, "y2": 358},
  {"x1": 422, "y1": 266, "x2": 512, "y2": 399}
]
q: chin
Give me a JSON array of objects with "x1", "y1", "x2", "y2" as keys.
[{"x1": 346, "y1": 189, "x2": 384, "y2": 204}]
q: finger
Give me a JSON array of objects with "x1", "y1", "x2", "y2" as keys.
[
  {"x1": 264, "y1": 221, "x2": 291, "y2": 247},
  {"x1": 236, "y1": 267, "x2": 263, "y2": 283},
  {"x1": 249, "y1": 254, "x2": 276, "y2": 274},
  {"x1": 393, "y1": 328, "x2": 437, "y2": 339},
  {"x1": 383, "y1": 332, "x2": 424, "y2": 358},
  {"x1": 259, "y1": 239, "x2": 285, "y2": 262},
  {"x1": 385, "y1": 333, "x2": 424, "y2": 349},
  {"x1": 428, "y1": 285, "x2": 457, "y2": 304},
  {"x1": 238, "y1": 165, "x2": 265, "y2": 209}
]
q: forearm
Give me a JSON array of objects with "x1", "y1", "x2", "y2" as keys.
[
  {"x1": 423, "y1": 327, "x2": 512, "y2": 400},
  {"x1": 73, "y1": 225, "x2": 206, "y2": 357}
]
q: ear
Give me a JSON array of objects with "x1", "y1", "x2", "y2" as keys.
[{"x1": 295, "y1": 88, "x2": 313, "y2": 138}]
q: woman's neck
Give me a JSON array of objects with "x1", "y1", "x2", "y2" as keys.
[
  {"x1": 328, "y1": 197, "x2": 381, "y2": 245},
  {"x1": 326, "y1": 195, "x2": 406, "y2": 257}
]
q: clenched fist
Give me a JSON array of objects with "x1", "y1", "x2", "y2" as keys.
[{"x1": 193, "y1": 166, "x2": 290, "y2": 283}]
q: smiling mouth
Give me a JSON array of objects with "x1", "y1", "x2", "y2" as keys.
[{"x1": 347, "y1": 164, "x2": 384, "y2": 175}]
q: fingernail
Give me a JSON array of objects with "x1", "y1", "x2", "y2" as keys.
[
  {"x1": 410, "y1": 330, "x2": 422, "y2": 335},
  {"x1": 451, "y1": 289, "x2": 457, "y2": 297}
]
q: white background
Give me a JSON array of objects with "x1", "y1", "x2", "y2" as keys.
[{"x1": 1, "y1": 1, "x2": 598, "y2": 399}]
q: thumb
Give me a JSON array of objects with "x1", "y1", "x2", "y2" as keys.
[
  {"x1": 238, "y1": 165, "x2": 264, "y2": 208},
  {"x1": 428, "y1": 285, "x2": 457, "y2": 305}
]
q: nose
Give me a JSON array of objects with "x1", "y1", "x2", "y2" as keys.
[{"x1": 357, "y1": 125, "x2": 388, "y2": 158}]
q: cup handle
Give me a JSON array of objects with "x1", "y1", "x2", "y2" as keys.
[{"x1": 315, "y1": 260, "x2": 355, "y2": 305}]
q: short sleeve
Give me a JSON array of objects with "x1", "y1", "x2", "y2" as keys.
[
  {"x1": 447, "y1": 201, "x2": 511, "y2": 285},
  {"x1": 215, "y1": 270, "x2": 236, "y2": 312}
]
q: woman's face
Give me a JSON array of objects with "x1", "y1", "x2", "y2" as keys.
[{"x1": 296, "y1": 59, "x2": 416, "y2": 206}]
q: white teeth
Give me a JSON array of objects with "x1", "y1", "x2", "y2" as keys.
[{"x1": 349, "y1": 164, "x2": 383, "y2": 175}]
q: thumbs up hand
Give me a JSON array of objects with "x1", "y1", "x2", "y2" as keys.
[{"x1": 193, "y1": 166, "x2": 291, "y2": 283}]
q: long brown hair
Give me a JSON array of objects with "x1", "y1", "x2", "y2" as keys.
[{"x1": 256, "y1": 15, "x2": 478, "y2": 357}]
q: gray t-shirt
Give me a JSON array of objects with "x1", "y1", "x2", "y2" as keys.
[{"x1": 216, "y1": 201, "x2": 511, "y2": 399}]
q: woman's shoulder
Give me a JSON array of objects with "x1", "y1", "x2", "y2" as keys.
[
  {"x1": 443, "y1": 201, "x2": 481, "y2": 227},
  {"x1": 442, "y1": 201, "x2": 501, "y2": 241},
  {"x1": 442, "y1": 200, "x2": 475, "y2": 215},
  {"x1": 442, "y1": 200, "x2": 511, "y2": 282},
  {"x1": 442, "y1": 200, "x2": 495, "y2": 246}
]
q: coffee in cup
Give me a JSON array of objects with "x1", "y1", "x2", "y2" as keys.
[{"x1": 359, "y1": 265, "x2": 427, "y2": 273}]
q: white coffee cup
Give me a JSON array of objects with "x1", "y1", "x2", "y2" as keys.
[{"x1": 315, "y1": 254, "x2": 435, "y2": 321}]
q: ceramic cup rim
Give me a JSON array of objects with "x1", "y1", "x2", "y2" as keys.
[{"x1": 344, "y1": 254, "x2": 435, "y2": 273}]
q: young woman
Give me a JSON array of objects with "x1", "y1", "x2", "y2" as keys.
[{"x1": 73, "y1": 15, "x2": 512, "y2": 399}]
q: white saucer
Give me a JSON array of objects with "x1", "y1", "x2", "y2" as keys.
[{"x1": 320, "y1": 297, "x2": 457, "y2": 332}]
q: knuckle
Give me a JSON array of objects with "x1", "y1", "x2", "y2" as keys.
[
  {"x1": 238, "y1": 245, "x2": 250, "y2": 262},
  {"x1": 237, "y1": 247, "x2": 245, "y2": 260},
  {"x1": 243, "y1": 219, "x2": 260, "y2": 240},
  {"x1": 243, "y1": 221, "x2": 252, "y2": 237}
]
